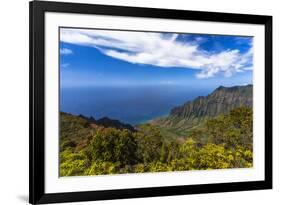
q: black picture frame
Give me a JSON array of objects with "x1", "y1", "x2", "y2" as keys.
[{"x1": 29, "y1": 0, "x2": 272, "y2": 204}]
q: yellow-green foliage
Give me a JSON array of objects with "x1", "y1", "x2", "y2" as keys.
[
  {"x1": 86, "y1": 161, "x2": 120, "y2": 175},
  {"x1": 60, "y1": 107, "x2": 253, "y2": 176},
  {"x1": 60, "y1": 149, "x2": 90, "y2": 176}
]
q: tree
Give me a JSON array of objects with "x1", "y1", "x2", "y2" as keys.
[
  {"x1": 90, "y1": 128, "x2": 137, "y2": 166},
  {"x1": 205, "y1": 107, "x2": 253, "y2": 149},
  {"x1": 134, "y1": 124, "x2": 164, "y2": 164}
]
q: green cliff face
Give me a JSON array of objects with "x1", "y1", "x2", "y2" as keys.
[{"x1": 153, "y1": 84, "x2": 253, "y2": 131}]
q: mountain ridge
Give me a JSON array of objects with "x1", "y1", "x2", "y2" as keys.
[
  {"x1": 77, "y1": 114, "x2": 136, "y2": 132},
  {"x1": 151, "y1": 84, "x2": 253, "y2": 130}
]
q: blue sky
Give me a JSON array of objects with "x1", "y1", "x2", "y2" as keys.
[{"x1": 59, "y1": 28, "x2": 253, "y2": 90}]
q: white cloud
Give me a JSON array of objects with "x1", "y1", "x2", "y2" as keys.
[
  {"x1": 196, "y1": 47, "x2": 253, "y2": 78},
  {"x1": 60, "y1": 48, "x2": 73, "y2": 55},
  {"x1": 60, "y1": 28, "x2": 253, "y2": 78}
]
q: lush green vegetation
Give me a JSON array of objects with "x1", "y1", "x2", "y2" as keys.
[{"x1": 60, "y1": 107, "x2": 253, "y2": 176}]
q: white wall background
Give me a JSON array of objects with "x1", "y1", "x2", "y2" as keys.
[{"x1": 0, "y1": 0, "x2": 279, "y2": 204}]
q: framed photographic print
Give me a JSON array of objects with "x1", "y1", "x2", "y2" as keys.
[{"x1": 29, "y1": 0, "x2": 272, "y2": 204}]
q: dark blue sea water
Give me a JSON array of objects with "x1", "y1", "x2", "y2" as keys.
[{"x1": 60, "y1": 85, "x2": 210, "y2": 125}]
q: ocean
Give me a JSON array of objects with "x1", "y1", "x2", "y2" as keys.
[{"x1": 60, "y1": 85, "x2": 210, "y2": 125}]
